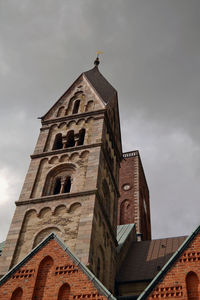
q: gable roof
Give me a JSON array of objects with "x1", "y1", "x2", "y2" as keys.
[
  {"x1": 42, "y1": 66, "x2": 116, "y2": 120},
  {"x1": 83, "y1": 66, "x2": 117, "y2": 104},
  {"x1": 138, "y1": 224, "x2": 200, "y2": 300},
  {"x1": 117, "y1": 236, "x2": 186, "y2": 283},
  {"x1": 0, "y1": 233, "x2": 116, "y2": 300}
]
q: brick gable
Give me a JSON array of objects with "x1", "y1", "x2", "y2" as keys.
[
  {"x1": 0, "y1": 235, "x2": 115, "y2": 300},
  {"x1": 138, "y1": 225, "x2": 200, "y2": 300}
]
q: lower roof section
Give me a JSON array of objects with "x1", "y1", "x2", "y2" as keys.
[
  {"x1": 117, "y1": 236, "x2": 187, "y2": 283},
  {"x1": 117, "y1": 224, "x2": 136, "y2": 252}
]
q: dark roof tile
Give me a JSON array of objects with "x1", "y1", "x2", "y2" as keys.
[
  {"x1": 83, "y1": 67, "x2": 117, "y2": 104},
  {"x1": 138, "y1": 225, "x2": 200, "y2": 300},
  {"x1": 117, "y1": 236, "x2": 187, "y2": 283}
]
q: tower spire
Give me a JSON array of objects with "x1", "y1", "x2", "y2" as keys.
[
  {"x1": 94, "y1": 56, "x2": 100, "y2": 66},
  {"x1": 94, "y1": 51, "x2": 103, "y2": 67}
]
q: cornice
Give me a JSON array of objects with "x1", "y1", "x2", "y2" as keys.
[
  {"x1": 16, "y1": 189, "x2": 98, "y2": 206},
  {"x1": 31, "y1": 143, "x2": 102, "y2": 159},
  {"x1": 41, "y1": 109, "x2": 106, "y2": 126}
]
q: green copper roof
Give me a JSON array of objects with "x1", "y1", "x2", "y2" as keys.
[
  {"x1": 0, "y1": 234, "x2": 116, "y2": 300},
  {"x1": 138, "y1": 224, "x2": 200, "y2": 300},
  {"x1": 117, "y1": 224, "x2": 135, "y2": 252}
]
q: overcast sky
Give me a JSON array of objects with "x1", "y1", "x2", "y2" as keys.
[{"x1": 0, "y1": 0, "x2": 200, "y2": 241}]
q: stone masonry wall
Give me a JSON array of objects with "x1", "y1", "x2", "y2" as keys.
[{"x1": 0, "y1": 194, "x2": 95, "y2": 275}]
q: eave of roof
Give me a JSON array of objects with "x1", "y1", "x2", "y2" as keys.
[
  {"x1": 0, "y1": 233, "x2": 116, "y2": 300},
  {"x1": 137, "y1": 224, "x2": 200, "y2": 300}
]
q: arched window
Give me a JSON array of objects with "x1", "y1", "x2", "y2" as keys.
[
  {"x1": 42, "y1": 164, "x2": 75, "y2": 196},
  {"x1": 72, "y1": 99, "x2": 80, "y2": 114},
  {"x1": 65, "y1": 130, "x2": 75, "y2": 148},
  {"x1": 53, "y1": 176, "x2": 71, "y2": 195},
  {"x1": 57, "y1": 106, "x2": 65, "y2": 117},
  {"x1": 77, "y1": 128, "x2": 85, "y2": 146},
  {"x1": 11, "y1": 287, "x2": 23, "y2": 300},
  {"x1": 53, "y1": 177, "x2": 62, "y2": 194},
  {"x1": 58, "y1": 283, "x2": 70, "y2": 300},
  {"x1": 120, "y1": 199, "x2": 131, "y2": 225},
  {"x1": 53, "y1": 133, "x2": 63, "y2": 150},
  {"x1": 186, "y1": 271, "x2": 199, "y2": 300},
  {"x1": 33, "y1": 256, "x2": 53, "y2": 300},
  {"x1": 63, "y1": 177, "x2": 71, "y2": 193},
  {"x1": 85, "y1": 100, "x2": 94, "y2": 112}
]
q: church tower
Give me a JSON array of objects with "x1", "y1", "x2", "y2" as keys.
[
  {"x1": 0, "y1": 59, "x2": 122, "y2": 291},
  {"x1": 118, "y1": 151, "x2": 151, "y2": 241}
]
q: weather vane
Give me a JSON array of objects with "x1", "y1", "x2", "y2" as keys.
[{"x1": 94, "y1": 51, "x2": 103, "y2": 66}]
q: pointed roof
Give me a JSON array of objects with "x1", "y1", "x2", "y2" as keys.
[
  {"x1": 83, "y1": 66, "x2": 117, "y2": 104},
  {"x1": 42, "y1": 66, "x2": 117, "y2": 120},
  {"x1": 138, "y1": 224, "x2": 200, "y2": 300},
  {"x1": 0, "y1": 233, "x2": 116, "y2": 300}
]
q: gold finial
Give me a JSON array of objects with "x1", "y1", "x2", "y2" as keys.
[
  {"x1": 97, "y1": 51, "x2": 103, "y2": 56},
  {"x1": 94, "y1": 51, "x2": 103, "y2": 66}
]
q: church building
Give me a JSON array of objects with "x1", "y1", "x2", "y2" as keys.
[{"x1": 0, "y1": 58, "x2": 199, "y2": 300}]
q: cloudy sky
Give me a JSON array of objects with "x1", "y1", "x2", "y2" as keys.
[{"x1": 0, "y1": 0, "x2": 199, "y2": 241}]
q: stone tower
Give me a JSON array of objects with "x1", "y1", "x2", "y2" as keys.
[{"x1": 0, "y1": 62, "x2": 122, "y2": 291}]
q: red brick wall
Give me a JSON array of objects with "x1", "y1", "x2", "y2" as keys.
[
  {"x1": 0, "y1": 239, "x2": 109, "y2": 300},
  {"x1": 118, "y1": 153, "x2": 138, "y2": 226},
  {"x1": 118, "y1": 151, "x2": 151, "y2": 240},
  {"x1": 148, "y1": 233, "x2": 200, "y2": 300}
]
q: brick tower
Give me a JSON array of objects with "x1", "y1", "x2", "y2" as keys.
[
  {"x1": 118, "y1": 151, "x2": 151, "y2": 240},
  {"x1": 0, "y1": 60, "x2": 122, "y2": 291}
]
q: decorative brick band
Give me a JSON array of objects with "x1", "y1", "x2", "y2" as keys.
[
  {"x1": 12, "y1": 268, "x2": 35, "y2": 279},
  {"x1": 150, "y1": 286, "x2": 183, "y2": 298},
  {"x1": 179, "y1": 251, "x2": 200, "y2": 263},
  {"x1": 123, "y1": 151, "x2": 138, "y2": 158},
  {"x1": 55, "y1": 264, "x2": 78, "y2": 275},
  {"x1": 73, "y1": 293, "x2": 104, "y2": 300}
]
